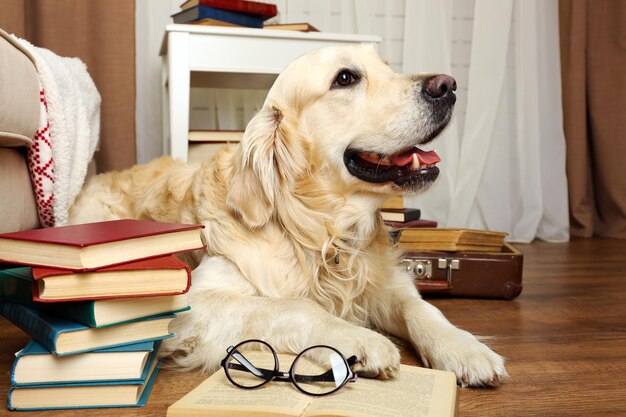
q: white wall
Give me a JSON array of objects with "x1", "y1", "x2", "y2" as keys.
[{"x1": 135, "y1": 0, "x2": 180, "y2": 163}]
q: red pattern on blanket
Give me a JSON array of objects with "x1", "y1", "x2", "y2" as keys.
[{"x1": 27, "y1": 89, "x2": 55, "y2": 227}]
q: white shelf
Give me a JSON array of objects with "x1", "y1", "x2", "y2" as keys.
[{"x1": 160, "y1": 24, "x2": 381, "y2": 162}]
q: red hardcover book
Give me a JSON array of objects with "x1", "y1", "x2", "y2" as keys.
[
  {"x1": 31, "y1": 255, "x2": 192, "y2": 302},
  {"x1": 179, "y1": 0, "x2": 278, "y2": 19},
  {"x1": 0, "y1": 219, "x2": 205, "y2": 271}
]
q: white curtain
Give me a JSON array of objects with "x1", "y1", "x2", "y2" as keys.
[
  {"x1": 135, "y1": 0, "x2": 569, "y2": 242},
  {"x1": 401, "y1": 0, "x2": 569, "y2": 242}
]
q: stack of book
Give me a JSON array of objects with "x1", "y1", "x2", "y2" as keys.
[
  {"x1": 380, "y1": 197, "x2": 437, "y2": 229},
  {"x1": 172, "y1": 0, "x2": 278, "y2": 28},
  {"x1": 0, "y1": 219, "x2": 205, "y2": 410}
]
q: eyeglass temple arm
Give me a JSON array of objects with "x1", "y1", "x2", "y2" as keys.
[
  {"x1": 222, "y1": 348, "x2": 278, "y2": 380},
  {"x1": 293, "y1": 355, "x2": 359, "y2": 383}
]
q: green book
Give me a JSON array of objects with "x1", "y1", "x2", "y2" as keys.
[{"x1": 0, "y1": 267, "x2": 189, "y2": 328}]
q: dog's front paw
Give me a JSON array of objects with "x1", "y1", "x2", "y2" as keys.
[
  {"x1": 421, "y1": 328, "x2": 507, "y2": 387},
  {"x1": 330, "y1": 327, "x2": 401, "y2": 379}
]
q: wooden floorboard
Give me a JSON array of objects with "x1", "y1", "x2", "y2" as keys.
[{"x1": 1, "y1": 237, "x2": 625, "y2": 416}]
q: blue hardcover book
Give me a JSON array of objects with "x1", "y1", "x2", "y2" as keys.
[
  {"x1": 7, "y1": 359, "x2": 161, "y2": 410},
  {"x1": 0, "y1": 302, "x2": 175, "y2": 356},
  {"x1": 10, "y1": 339, "x2": 161, "y2": 386},
  {"x1": 0, "y1": 267, "x2": 190, "y2": 328},
  {"x1": 171, "y1": 5, "x2": 264, "y2": 28}
]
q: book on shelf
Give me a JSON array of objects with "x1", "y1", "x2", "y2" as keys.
[
  {"x1": 0, "y1": 219, "x2": 205, "y2": 271},
  {"x1": 7, "y1": 354, "x2": 160, "y2": 410},
  {"x1": 380, "y1": 208, "x2": 421, "y2": 223},
  {"x1": 188, "y1": 130, "x2": 244, "y2": 142},
  {"x1": 0, "y1": 268, "x2": 190, "y2": 326},
  {"x1": 0, "y1": 302, "x2": 175, "y2": 356},
  {"x1": 381, "y1": 196, "x2": 404, "y2": 210},
  {"x1": 167, "y1": 352, "x2": 457, "y2": 417},
  {"x1": 384, "y1": 218, "x2": 438, "y2": 230},
  {"x1": 189, "y1": 17, "x2": 244, "y2": 27},
  {"x1": 172, "y1": 5, "x2": 264, "y2": 28},
  {"x1": 179, "y1": 0, "x2": 278, "y2": 20},
  {"x1": 11, "y1": 339, "x2": 160, "y2": 386},
  {"x1": 263, "y1": 23, "x2": 320, "y2": 32}
]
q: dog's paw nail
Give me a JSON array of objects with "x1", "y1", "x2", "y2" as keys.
[
  {"x1": 379, "y1": 366, "x2": 397, "y2": 380},
  {"x1": 488, "y1": 376, "x2": 501, "y2": 387},
  {"x1": 379, "y1": 370, "x2": 391, "y2": 379}
]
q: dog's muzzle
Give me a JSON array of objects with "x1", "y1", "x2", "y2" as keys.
[{"x1": 343, "y1": 147, "x2": 440, "y2": 189}]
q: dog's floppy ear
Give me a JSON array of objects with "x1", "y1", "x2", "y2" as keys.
[{"x1": 227, "y1": 105, "x2": 308, "y2": 229}]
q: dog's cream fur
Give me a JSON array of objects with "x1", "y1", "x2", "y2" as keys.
[{"x1": 70, "y1": 45, "x2": 506, "y2": 387}]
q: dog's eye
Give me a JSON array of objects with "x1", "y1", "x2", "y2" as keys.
[{"x1": 332, "y1": 70, "x2": 358, "y2": 88}]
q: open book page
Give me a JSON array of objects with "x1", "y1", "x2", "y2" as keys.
[
  {"x1": 166, "y1": 352, "x2": 312, "y2": 417},
  {"x1": 166, "y1": 371, "x2": 311, "y2": 417},
  {"x1": 303, "y1": 365, "x2": 457, "y2": 417}
]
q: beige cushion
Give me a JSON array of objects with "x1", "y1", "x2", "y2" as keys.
[
  {"x1": 0, "y1": 28, "x2": 40, "y2": 147},
  {"x1": 0, "y1": 148, "x2": 39, "y2": 232}
]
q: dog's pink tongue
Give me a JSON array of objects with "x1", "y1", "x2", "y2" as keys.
[{"x1": 390, "y1": 148, "x2": 441, "y2": 167}]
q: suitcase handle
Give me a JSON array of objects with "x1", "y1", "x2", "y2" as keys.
[{"x1": 416, "y1": 280, "x2": 451, "y2": 291}]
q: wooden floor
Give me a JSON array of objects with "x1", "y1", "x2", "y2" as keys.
[{"x1": 1, "y1": 237, "x2": 625, "y2": 416}]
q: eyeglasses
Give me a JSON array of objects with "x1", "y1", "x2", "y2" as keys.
[{"x1": 220, "y1": 339, "x2": 358, "y2": 396}]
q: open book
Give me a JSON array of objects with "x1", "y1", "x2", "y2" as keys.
[{"x1": 167, "y1": 356, "x2": 457, "y2": 417}]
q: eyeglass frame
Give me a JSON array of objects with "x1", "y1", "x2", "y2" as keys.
[{"x1": 220, "y1": 339, "x2": 359, "y2": 396}]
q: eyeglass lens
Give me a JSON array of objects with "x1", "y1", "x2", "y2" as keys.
[
  {"x1": 224, "y1": 341, "x2": 278, "y2": 388},
  {"x1": 292, "y1": 346, "x2": 351, "y2": 395}
]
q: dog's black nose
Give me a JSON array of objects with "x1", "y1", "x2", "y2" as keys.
[{"x1": 423, "y1": 75, "x2": 457, "y2": 99}]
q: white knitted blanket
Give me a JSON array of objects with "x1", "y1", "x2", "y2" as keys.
[{"x1": 13, "y1": 35, "x2": 100, "y2": 227}]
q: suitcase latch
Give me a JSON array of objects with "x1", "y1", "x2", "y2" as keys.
[
  {"x1": 400, "y1": 259, "x2": 433, "y2": 280},
  {"x1": 438, "y1": 259, "x2": 460, "y2": 284}
]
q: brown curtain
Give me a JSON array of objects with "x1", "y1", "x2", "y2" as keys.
[
  {"x1": 0, "y1": 0, "x2": 136, "y2": 173},
  {"x1": 559, "y1": 0, "x2": 626, "y2": 239}
]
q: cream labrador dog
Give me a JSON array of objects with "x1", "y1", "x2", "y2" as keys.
[{"x1": 70, "y1": 44, "x2": 506, "y2": 387}]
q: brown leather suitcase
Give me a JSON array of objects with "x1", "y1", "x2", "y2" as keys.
[{"x1": 400, "y1": 243, "x2": 523, "y2": 300}]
